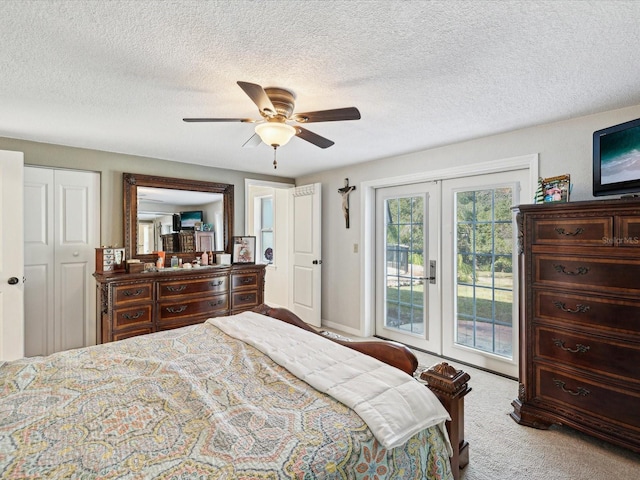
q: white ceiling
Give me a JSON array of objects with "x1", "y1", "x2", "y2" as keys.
[{"x1": 2, "y1": 1, "x2": 640, "y2": 178}]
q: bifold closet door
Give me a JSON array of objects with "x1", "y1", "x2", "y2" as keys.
[{"x1": 24, "y1": 167, "x2": 100, "y2": 356}]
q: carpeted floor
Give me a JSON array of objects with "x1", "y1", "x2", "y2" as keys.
[{"x1": 412, "y1": 350, "x2": 640, "y2": 480}]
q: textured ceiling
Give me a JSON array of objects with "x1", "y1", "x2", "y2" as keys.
[{"x1": 1, "y1": 0, "x2": 640, "y2": 178}]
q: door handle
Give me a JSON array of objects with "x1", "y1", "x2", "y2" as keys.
[
  {"x1": 420, "y1": 261, "x2": 437, "y2": 284},
  {"x1": 312, "y1": 260, "x2": 322, "y2": 265},
  {"x1": 7, "y1": 277, "x2": 19, "y2": 285}
]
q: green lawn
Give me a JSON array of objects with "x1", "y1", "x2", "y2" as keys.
[{"x1": 386, "y1": 270, "x2": 513, "y2": 327}]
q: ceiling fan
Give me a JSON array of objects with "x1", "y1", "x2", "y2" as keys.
[{"x1": 183, "y1": 81, "x2": 361, "y2": 168}]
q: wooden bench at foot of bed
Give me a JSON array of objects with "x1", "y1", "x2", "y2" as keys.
[{"x1": 253, "y1": 304, "x2": 471, "y2": 479}]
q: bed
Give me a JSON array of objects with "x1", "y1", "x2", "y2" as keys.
[{"x1": 0, "y1": 305, "x2": 470, "y2": 479}]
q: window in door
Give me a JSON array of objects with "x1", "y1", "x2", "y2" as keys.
[
  {"x1": 385, "y1": 195, "x2": 425, "y2": 334},
  {"x1": 455, "y1": 188, "x2": 514, "y2": 357},
  {"x1": 254, "y1": 195, "x2": 274, "y2": 264}
]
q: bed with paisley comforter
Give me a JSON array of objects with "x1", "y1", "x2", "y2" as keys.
[{"x1": 0, "y1": 306, "x2": 468, "y2": 479}]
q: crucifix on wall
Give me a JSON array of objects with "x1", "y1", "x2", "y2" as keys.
[{"x1": 338, "y1": 178, "x2": 356, "y2": 228}]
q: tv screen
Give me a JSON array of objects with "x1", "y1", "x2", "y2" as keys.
[
  {"x1": 593, "y1": 117, "x2": 640, "y2": 196},
  {"x1": 179, "y1": 210, "x2": 203, "y2": 230}
]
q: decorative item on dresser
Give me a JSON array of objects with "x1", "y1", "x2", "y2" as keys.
[
  {"x1": 511, "y1": 198, "x2": 640, "y2": 453},
  {"x1": 94, "y1": 264, "x2": 266, "y2": 343}
]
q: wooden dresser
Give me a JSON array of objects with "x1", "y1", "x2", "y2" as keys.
[
  {"x1": 95, "y1": 264, "x2": 266, "y2": 343},
  {"x1": 511, "y1": 199, "x2": 640, "y2": 453}
]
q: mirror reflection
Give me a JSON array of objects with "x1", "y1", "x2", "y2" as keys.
[
  {"x1": 123, "y1": 173, "x2": 234, "y2": 264},
  {"x1": 136, "y1": 187, "x2": 224, "y2": 254}
]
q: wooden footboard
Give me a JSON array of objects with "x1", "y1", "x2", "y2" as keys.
[{"x1": 253, "y1": 304, "x2": 470, "y2": 479}]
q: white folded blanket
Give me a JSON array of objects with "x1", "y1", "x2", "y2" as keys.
[{"x1": 208, "y1": 311, "x2": 452, "y2": 452}]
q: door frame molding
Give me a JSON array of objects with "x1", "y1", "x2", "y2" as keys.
[{"x1": 360, "y1": 154, "x2": 539, "y2": 337}]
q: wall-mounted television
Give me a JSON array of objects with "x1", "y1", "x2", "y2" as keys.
[
  {"x1": 179, "y1": 210, "x2": 203, "y2": 230},
  {"x1": 593, "y1": 117, "x2": 640, "y2": 196}
]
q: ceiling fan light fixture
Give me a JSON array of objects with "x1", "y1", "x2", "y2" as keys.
[{"x1": 255, "y1": 122, "x2": 296, "y2": 147}]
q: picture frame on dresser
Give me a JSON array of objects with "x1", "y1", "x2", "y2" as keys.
[
  {"x1": 232, "y1": 236, "x2": 256, "y2": 264},
  {"x1": 542, "y1": 174, "x2": 570, "y2": 203}
]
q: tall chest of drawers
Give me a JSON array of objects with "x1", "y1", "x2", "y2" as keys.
[
  {"x1": 511, "y1": 199, "x2": 640, "y2": 453},
  {"x1": 95, "y1": 264, "x2": 266, "y2": 343}
]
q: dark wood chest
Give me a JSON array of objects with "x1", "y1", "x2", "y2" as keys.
[{"x1": 511, "y1": 198, "x2": 640, "y2": 453}]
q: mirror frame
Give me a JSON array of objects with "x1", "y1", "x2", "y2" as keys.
[{"x1": 123, "y1": 172, "x2": 234, "y2": 263}]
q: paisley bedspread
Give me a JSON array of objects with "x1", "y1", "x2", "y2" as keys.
[{"x1": 0, "y1": 321, "x2": 453, "y2": 479}]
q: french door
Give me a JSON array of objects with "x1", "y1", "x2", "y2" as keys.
[
  {"x1": 374, "y1": 169, "x2": 530, "y2": 377},
  {"x1": 375, "y1": 182, "x2": 441, "y2": 353},
  {"x1": 442, "y1": 171, "x2": 528, "y2": 377}
]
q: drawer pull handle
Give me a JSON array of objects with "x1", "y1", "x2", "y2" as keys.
[
  {"x1": 553, "y1": 301, "x2": 590, "y2": 314},
  {"x1": 209, "y1": 280, "x2": 224, "y2": 287},
  {"x1": 209, "y1": 299, "x2": 224, "y2": 307},
  {"x1": 166, "y1": 285, "x2": 187, "y2": 292},
  {"x1": 241, "y1": 278, "x2": 252, "y2": 284},
  {"x1": 554, "y1": 227, "x2": 584, "y2": 236},
  {"x1": 553, "y1": 379, "x2": 590, "y2": 397},
  {"x1": 123, "y1": 289, "x2": 144, "y2": 297},
  {"x1": 552, "y1": 338, "x2": 590, "y2": 354},
  {"x1": 166, "y1": 305, "x2": 188, "y2": 313},
  {"x1": 553, "y1": 264, "x2": 589, "y2": 276},
  {"x1": 239, "y1": 295, "x2": 252, "y2": 301},
  {"x1": 121, "y1": 311, "x2": 144, "y2": 320}
]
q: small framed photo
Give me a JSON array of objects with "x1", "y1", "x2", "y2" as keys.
[
  {"x1": 542, "y1": 174, "x2": 571, "y2": 203},
  {"x1": 232, "y1": 236, "x2": 256, "y2": 264}
]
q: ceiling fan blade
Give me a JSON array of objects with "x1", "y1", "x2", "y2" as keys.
[
  {"x1": 242, "y1": 133, "x2": 262, "y2": 148},
  {"x1": 237, "y1": 81, "x2": 277, "y2": 116},
  {"x1": 292, "y1": 107, "x2": 361, "y2": 123},
  {"x1": 183, "y1": 118, "x2": 255, "y2": 122},
  {"x1": 295, "y1": 127, "x2": 335, "y2": 148}
]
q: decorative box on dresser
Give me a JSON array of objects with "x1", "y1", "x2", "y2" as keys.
[
  {"x1": 511, "y1": 198, "x2": 640, "y2": 453},
  {"x1": 95, "y1": 264, "x2": 266, "y2": 343}
]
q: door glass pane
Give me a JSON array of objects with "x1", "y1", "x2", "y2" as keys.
[
  {"x1": 385, "y1": 195, "x2": 425, "y2": 335},
  {"x1": 455, "y1": 188, "x2": 513, "y2": 358}
]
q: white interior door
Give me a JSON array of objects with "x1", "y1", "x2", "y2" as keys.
[
  {"x1": 289, "y1": 183, "x2": 321, "y2": 327},
  {"x1": 24, "y1": 167, "x2": 54, "y2": 356},
  {"x1": 24, "y1": 167, "x2": 100, "y2": 356},
  {"x1": 375, "y1": 182, "x2": 441, "y2": 353},
  {"x1": 0, "y1": 150, "x2": 24, "y2": 361},
  {"x1": 54, "y1": 169, "x2": 100, "y2": 352}
]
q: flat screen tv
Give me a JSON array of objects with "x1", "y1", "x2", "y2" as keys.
[
  {"x1": 593, "y1": 117, "x2": 640, "y2": 196},
  {"x1": 179, "y1": 210, "x2": 203, "y2": 230}
]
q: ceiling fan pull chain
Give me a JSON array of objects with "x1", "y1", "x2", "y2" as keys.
[{"x1": 273, "y1": 146, "x2": 278, "y2": 169}]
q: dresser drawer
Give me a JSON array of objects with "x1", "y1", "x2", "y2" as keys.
[
  {"x1": 113, "y1": 304, "x2": 153, "y2": 329},
  {"x1": 113, "y1": 282, "x2": 153, "y2": 305},
  {"x1": 531, "y1": 217, "x2": 612, "y2": 246},
  {"x1": 535, "y1": 326, "x2": 640, "y2": 384},
  {"x1": 232, "y1": 291, "x2": 259, "y2": 310},
  {"x1": 534, "y1": 254, "x2": 640, "y2": 295},
  {"x1": 157, "y1": 276, "x2": 228, "y2": 299},
  {"x1": 536, "y1": 365, "x2": 640, "y2": 430},
  {"x1": 231, "y1": 272, "x2": 259, "y2": 290},
  {"x1": 617, "y1": 216, "x2": 640, "y2": 246},
  {"x1": 534, "y1": 289, "x2": 640, "y2": 334},
  {"x1": 112, "y1": 326, "x2": 153, "y2": 342},
  {"x1": 158, "y1": 294, "x2": 229, "y2": 323}
]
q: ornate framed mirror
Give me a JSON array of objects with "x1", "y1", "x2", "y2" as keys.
[{"x1": 123, "y1": 173, "x2": 234, "y2": 263}]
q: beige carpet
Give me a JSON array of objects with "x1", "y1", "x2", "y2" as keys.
[{"x1": 412, "y1": 350, "x2": 640, "y2": 480}]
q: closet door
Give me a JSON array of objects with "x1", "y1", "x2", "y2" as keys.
[{"x1": 24, "y1": 167, "x2": 100, "y2": 356}]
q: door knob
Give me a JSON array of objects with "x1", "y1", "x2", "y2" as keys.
[
  {"x1": 7, "y1": 277, "x2": 19, "y2": 285},
  {"x1": 312, "y1": 260, "x2": 323, "y2": 265}
]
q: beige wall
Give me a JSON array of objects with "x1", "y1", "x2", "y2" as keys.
[
  {"x1": 0, "y1": 137, "x2": 291, "y2": 248},
  {"x1": 295, "y1": 103, "x2": 640, "y2": 332}
]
